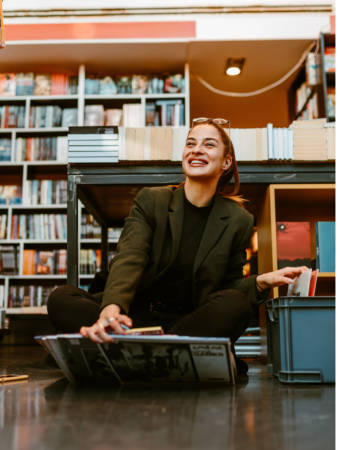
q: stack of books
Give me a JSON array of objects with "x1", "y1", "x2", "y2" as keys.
[
  {"x1": 230, "y1": 128, "x2": 268, "y2": 161},
  {"x1": 291, "y1": 118, "x2": 327, "y2": 160},
  {"x1": 68, "y1": 126, "x2": 120, "y2": 163},
  {"x1": 120, "y1": 126, "x2": 188, "y2": 161}
]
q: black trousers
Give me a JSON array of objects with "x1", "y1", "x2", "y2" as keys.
[{"x1": 47, "y1": 285, "x2": 253, "y2": 345}]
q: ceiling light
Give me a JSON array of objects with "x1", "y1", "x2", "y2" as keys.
[{"x1": 225, "y1": 58, "x2": 245, "y2": 77}]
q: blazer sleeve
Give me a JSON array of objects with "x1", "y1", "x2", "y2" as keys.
[
  {"x1": 100, "y1": 187, "x2": 155, "y2": 313},
  {"x1": 223, "y1": 215, "x2": 269, "y2": 306}
]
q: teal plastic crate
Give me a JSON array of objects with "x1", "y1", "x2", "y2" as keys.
[{"x1": 266, "y1": 296, "x2": 335, "y2": 383}]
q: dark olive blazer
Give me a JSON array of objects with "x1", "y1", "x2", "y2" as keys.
[{"x1": 100, "y1": 185, "x2": 261, "y2": 314}]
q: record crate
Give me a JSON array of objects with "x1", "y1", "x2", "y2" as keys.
[{"x1": 266, "y1": 296, "x2": 335, "y2": 383}]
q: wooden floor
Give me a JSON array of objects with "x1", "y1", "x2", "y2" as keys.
[{"x1": 0, "y1": 345, "x2": 335, "y2": 450}]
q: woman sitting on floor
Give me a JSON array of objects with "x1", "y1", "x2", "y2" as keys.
[{"x1": 48, "y1": 118, "x2": 307, "y2": 374}]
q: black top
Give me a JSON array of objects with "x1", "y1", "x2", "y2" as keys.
[{"x1": 145, "y1": 194, "x2": 214, "y2": 314}]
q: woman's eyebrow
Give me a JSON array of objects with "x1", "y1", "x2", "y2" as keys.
[{"x1": 203, "y1": 137, "x2": 218, "y2": 143}]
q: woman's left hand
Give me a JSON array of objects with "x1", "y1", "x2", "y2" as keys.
[{"x1": 256, "y1": 266, "x2": 310, "y2": 291}]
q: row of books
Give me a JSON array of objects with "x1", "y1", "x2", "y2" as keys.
[
  {"x1": 0, "y1": 105, "x2": 25, "y2": 128},
  {"x1": 11, "y1": 214, "x2": 67, "y2": 240},
  {"x1": 81, "y1": 214, "x2": 122, "y2": 240},
  {"x1": 23, "y1": 249, "x2": 67, "y2": 275},
  {"x1": 80, "y1": 249, "x2": 117, "y2": 275},
  {"x1": 8, "y1": 285, "x2": 58, "y2": 308},
  {"x1": 84, "y1": 104, "x2": 145, "y2": 127},
  {"x1": 29, "y1": 106, "x2": 77, "y2": 129},
  {"x1": 0, "y1": 73, "x2": 78, "y2": 97},
  {"x1": 25, "y1": 180, "x2": 68, "y2": 205},
  {"x1": 0, "y1": 186, "x2": 22, "y2": 205},
  {"x1": 0, "y1": 138, "x2": 11, "y2": 161},
  {"x1": 85, "y1": 73, "x2": 185, "y2": 95},
  {"x1": 0, "y1": 245, "x2": 18, "y2": 274},
  {"x1": 83, "y1": 101, "x2": 185, "y2": 128},
  {"x1": 15, "y1": 136, "x2": 68, "y2": 162},
  {"x1": 276, "y1": 221, "x2": 335, "y2": 272},
  {"x1": 146, "y1": 100, "x2": 185, "y2": 126},
  {"x1": 119, "y1": 121, "x2": 334, "y2": 162}
]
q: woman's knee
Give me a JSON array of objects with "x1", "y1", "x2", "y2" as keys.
[
  {"x1": 208, "y1": 289, "x2": 252, "y2": 319},
  {"x1": 47, "y1": 285, "x2": 81, "y2": 312}
]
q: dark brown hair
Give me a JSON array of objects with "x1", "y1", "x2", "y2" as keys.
[{"x1": 185, "y1": 119, "x2": 245, "y2": 205}]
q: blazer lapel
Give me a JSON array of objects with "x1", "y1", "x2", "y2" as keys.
[
  {"x1": 193, "y1": 195, "x2": 230, "y2": 276},
  {"x1": 167, "y1": 186, "x2": 185, "y2": 267},
  {"x1": 152, "y1": 185, "x2": 184, "y2": 277}
]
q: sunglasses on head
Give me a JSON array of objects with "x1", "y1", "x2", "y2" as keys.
[{"x1": 192, "y1": 117, "x2": 230, "y2": 127}]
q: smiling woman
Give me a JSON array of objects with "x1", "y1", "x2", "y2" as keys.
[{"x1": 47, "y1": 117, "x2": 309, "y2": 377}]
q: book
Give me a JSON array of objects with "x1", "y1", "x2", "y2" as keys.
[
  {"x1": 276, "y1": 222, "x2": 312, "y2": 269},
  {"x1": 34, "y1": 74, "x2": 51, "y2": 96},
  {"x1": 99, "y1": 76, "x2": 117, "y2": 95},
  {"x1": 326, "y1": 87, "x2": 335, "y2": 118},
  {"x1": 0, "y1": 245, "x2": 18, "y2": 274},
  {"x1": 305, "y1": 52, "x2": 322, "y2": 85},
  {"x1": 84, "y1": 105, "x2": 104, "y2": 126},
  {"x1": 131, "y1": 75, "x2": 150, "y2": 94},
  {"x1": 105, "y1": 109, "x2": 122, "y2": 126},
  {"x1": 35, "y1": 333, "x2": 235, "y2": 385},
  {"x1": 287, "y1": 268, "x2": 318, "y2": 297},
  {"x1": 0, "y1": 73, "x2": 16, "y2": 96},
  {"x1": 323, "y1": 47, "x2": 335, "y2": 72},
  {"x1": 15, "y1": 73, "x2": 34, "y2": 96},
  {"x1": 0, "y1": 185, "x2": 22, "y2": 205},
  {"x1": 315, "y1": 221, "x2": 335, "y2": 272},
  {"x1": 61, "y1": 108, "x2": 78, "y2": 127},
  {"x1": 0, "y1": 138, "x2": 11, "y2": 161}
]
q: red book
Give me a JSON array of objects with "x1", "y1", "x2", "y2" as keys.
[
  {"x1": 308, "y1": 269, "x2": 318, "y2": 296},
  {"x1": 276, "y1": 222, "x2": 312, "y2": 269}
]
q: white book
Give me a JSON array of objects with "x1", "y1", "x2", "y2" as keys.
[
  {"x1": 287, "y1": 268, "x2": 312, "y2": 297},
  {"x1": 287, "y1": 128, "x2": 293, "y2": 160},
  {"x1": 118, "y1": 127, "x2": 126, "y2": 160},
  {"x1": 57, "y1": 136, "x2": 68, "y2": 162},
  {"x1": 68, "y1": 134, "x2": 119, "y2": 141},
  {"x1": 267, "y1": 123, "x2": 274, "y2": 160}
]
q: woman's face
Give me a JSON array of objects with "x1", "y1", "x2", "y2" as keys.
[{"x1": 182, "y1": 124, "x2": 232, "y2": 183}]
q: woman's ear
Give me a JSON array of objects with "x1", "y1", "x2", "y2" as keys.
[{"x1": 222, "y1": 155, "x2": 232, "y2": 171}]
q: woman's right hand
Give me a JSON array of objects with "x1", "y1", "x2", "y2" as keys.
[{"x1": 80, "y1": 304, "x2": 133, "y2": 343}]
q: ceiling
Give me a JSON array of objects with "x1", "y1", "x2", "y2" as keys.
[{"x1": 1, "y1": 38, "x2": 313, "y2": 127}]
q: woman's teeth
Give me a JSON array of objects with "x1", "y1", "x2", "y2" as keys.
[{"x1": 190, "y1": 159, "x2": 206, "y2": 166}]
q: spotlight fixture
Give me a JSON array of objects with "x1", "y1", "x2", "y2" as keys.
[{"x1": 225, "y1": 58, "x2": 245, "y2": 76}]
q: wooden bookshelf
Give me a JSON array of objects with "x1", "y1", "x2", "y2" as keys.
[
  {"x1": 257, "y1": 183, "x2": 335, "y2": 299},
  {"x1": 320, "y1": 32, "x2": 336, "y2": 122}
]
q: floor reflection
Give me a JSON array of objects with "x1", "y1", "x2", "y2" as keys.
[{"x1": 0, "y1": 352, "x2": 335, "y2": 450}]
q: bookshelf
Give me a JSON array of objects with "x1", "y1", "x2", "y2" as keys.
[
  {"x1": 257, "y1": 183, "x2": 335, "y2": 299},
  {"x1": 320, "y1": 32, "x2": 336, "y2": 122},
  {"x1": 0, "y1": 63, "x2": 190, "y2": 314},
  {"x1": 289, "y1": 32, "x2": 336, "y2": 122}
]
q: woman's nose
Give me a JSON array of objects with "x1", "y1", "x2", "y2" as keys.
[{"x1": 192, "y1": 144, "x2": 204, "y2": 153}]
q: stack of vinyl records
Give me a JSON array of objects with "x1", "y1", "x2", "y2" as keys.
[{"x1": 68, "y1": 126, "x2": 120, "y2": 163}]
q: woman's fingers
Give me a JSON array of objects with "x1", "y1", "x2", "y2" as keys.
[
  {"x1": 80, "y1": 311, "x2": 134, "y2": 344},
  {"x1": 119, "y1": 314, "x2": 133, "y2": 328}
]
